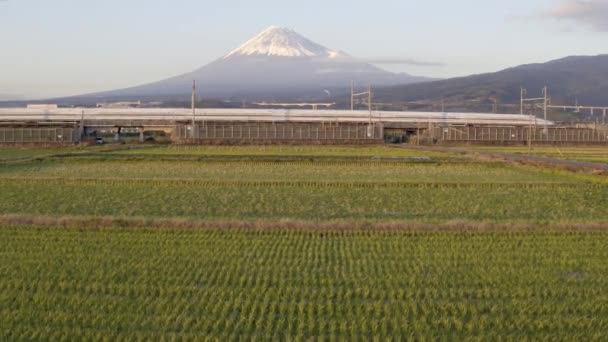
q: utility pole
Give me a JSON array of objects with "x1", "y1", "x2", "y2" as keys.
[
  {"x1": 191, "y1": 80, "x2": 197, "y2": 140},
  {"x1": 528, "y1": 110, "x2": 533, "y2": 152},
  {"x1": 441, "y1": 98, "x2": 445, "y2": 113},
  {"x1": 79, "y1": 109, "x2": 85, "y2": 144}
]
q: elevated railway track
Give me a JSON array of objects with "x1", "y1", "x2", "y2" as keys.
[{"x1": 0, "y1": 108, "x2": 581, "y2": 145}]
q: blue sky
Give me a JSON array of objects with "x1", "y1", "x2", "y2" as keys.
[{"x1": 1, "y1": 0, "x2": 607, "y2": 98}]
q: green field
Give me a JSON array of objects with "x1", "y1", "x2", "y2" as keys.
[
  {"x1": 0, "y1": 159, "x2": 592, "y2": 183},
  {"x1": 0, "y1": 146, "x2": 83, "y2": 161},
  {"x1": 0, "y1": 145, "x2": 128, "y2": 162},
  {"x1": 466, "y1": 146, "x2": 608, "y2": 164},
  {"x1": 0, "y1": 180, "x2": 607, "y2": 222},
  {"x1": 1, "y1": 227, "x2": 607, "y2": 340},
  {"x1": 1, "y1": 144, "x2": 607, "y2": 339}
]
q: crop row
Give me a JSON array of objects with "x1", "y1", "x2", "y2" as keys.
[
  {"x1": 58, "y1": 154, "x2": 444, "y2": 163},
  {"x1": 1, "y1": 177, "x2": 603, "y2": 189},
  {"x1": 112, "y1": 145, "x2": 452, "y2": 157},
  {"x1": 1, "y1": 227, "x2": 607, "y2": 339}
]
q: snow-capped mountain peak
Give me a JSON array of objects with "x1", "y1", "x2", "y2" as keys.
[
  {"x1": 86, "y1": 26, "x2": 433, "y2": 101},
  {"x1": 224, "y1": 26, "x2": 347, "y2": 59}
]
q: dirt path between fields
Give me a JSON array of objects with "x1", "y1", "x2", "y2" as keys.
[{"x1": 393, "y1": 145, "x2": 608, "y2": 175}]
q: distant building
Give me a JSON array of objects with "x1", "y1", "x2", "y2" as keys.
[
  {"x1": 27, "y1": 104, "x2": 58, "y2": 110},
  {"x1": 96, "y1": 101, "x2": 142, "y2": 108},
  {"x1": 144, "y1": 102, "x2": 164, "y2": 108}
]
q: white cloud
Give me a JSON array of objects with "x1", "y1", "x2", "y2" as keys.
[{"x1": 544, "y1": 0, "x2": 608, "y2": 32}]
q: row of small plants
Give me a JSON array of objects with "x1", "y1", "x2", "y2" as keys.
[{"x1": 1, "y1": 227, "x2": 606, "y2": 339}]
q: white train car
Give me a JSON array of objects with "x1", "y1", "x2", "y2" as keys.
[{"x1": 0, "y1": 108, "x2": 553, "y2": 127}]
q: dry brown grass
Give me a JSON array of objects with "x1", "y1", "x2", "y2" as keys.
[
  {"x1": 1, "y1": 214, "x2": 607, "y2": 232},
  {"x1": 401, "y1": 145, "x2": 608, "y2": 175}
]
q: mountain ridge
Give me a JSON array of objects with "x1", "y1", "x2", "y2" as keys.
[{"x1": 372, "y1": 55, "x2": 608, "y2": 107}]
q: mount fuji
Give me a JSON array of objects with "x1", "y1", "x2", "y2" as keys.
[{"x1": 81, "y1": 26, "x2": 433, "y2": 101}]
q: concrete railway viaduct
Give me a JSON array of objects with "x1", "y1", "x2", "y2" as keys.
[{"x1": 0, "y1": 108, "x2": 604, "y2": 145}]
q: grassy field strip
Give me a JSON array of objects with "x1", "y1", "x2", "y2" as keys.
[
  {"x1": 1, "y1": 227, "x2": 607, "y2": 339},
  {"x1": 1, "y1": 159, "x2": 596, "y2": 184},
  {"x1": 0, "y1": 177, "x2": 606, "y2": 188},
  {"x1": 0, "y1": 181, "x2": 606, "y2": 222},
  {"x1": 0, "y1": 145, "x2": 145, "y2": 163},
  {"x1": 463, "y1": 146, "x2": 608, "y2": 164},
  {"x1": 0, "y1": 148, "x2": 80, "y2": 162},
  {"x1": 52, "y1": 153, "x2": 444, "y2": 162}
]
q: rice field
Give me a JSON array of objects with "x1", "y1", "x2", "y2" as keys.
[
  {"x1": 1, "y1": 144, "x2": 607, "y2": 339},
  {"x1": 0, "y1": 145, "x2": 605, "y2": 223},
  {"x1": 467, "y1": 146, "x2": 608, "y2": 164},
  {"x1": 1, "y1": 227, "x2": 607, "y2": 340}
]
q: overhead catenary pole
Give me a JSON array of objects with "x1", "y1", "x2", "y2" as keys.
[
  {"x1": 543, "y1": 86, "x2": 548, "y2": 136},
  {"x1": 368, "y1": 84, "x2": 372, "y2": 125},
  {"x1": 350, "y1": 81, "x2": 354, "y2": 111},
  {"x1": 520, "y1": 88, "x2": 526, "y2": 115},
  {"x1": 523, "y1": 87, "x2": 531, "y2": 151},
  {"x1": 519, "y1": 85, "x2": 549, "y2": 148},
  {"x1": 350, "y1": 84, "x2": 374, "y2": 137},
  {"x1": 191, "y1": 80, "x2": 196, "y2": 140},
  {"x1": 368, "y1": 85, "x2": 374, "y2": 138},
  {"x1": 528, "y1": 110, "x2": 533, "y2": 152}
]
